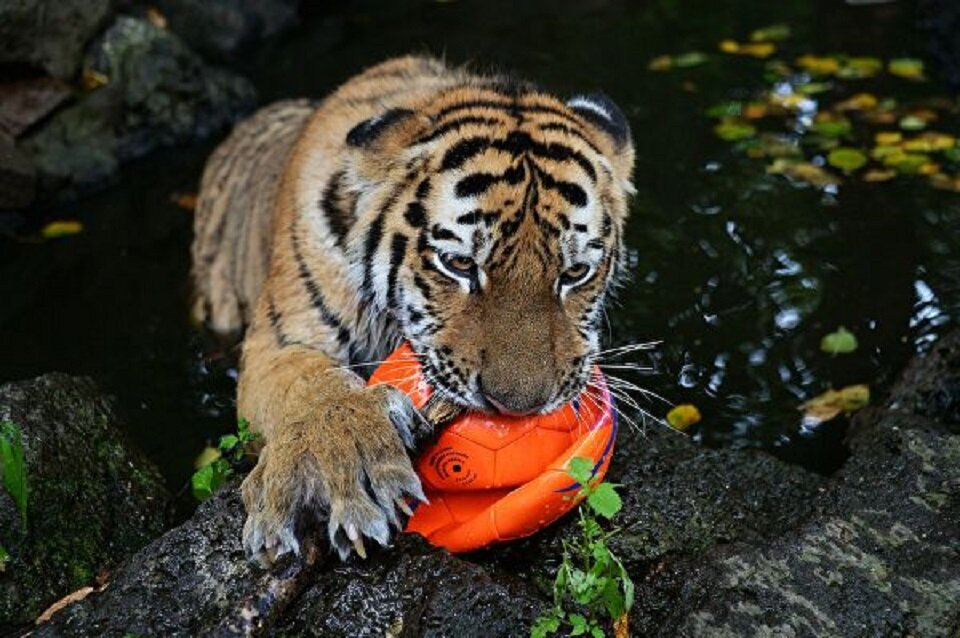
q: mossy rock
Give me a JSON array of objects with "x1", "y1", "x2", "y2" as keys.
[{"x1": 0, "y1": 374, "x2": 171, "y2": 629}]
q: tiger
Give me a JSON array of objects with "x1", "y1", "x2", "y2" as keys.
[{"x1": 191, "y1": 55, "x2": 635, "y2": 562}]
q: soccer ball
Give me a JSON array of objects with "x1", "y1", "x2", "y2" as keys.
[{"x1": 368, "y1": 343, "x2": 617, "y2": 553}]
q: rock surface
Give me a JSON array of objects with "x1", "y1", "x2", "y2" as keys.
[
  {"x1": 25, "y1": 335, "x2": 960, "y2": 636},
  {"x1": 0, "y1": 374, "x2": 171, "y2": 629},
  {"x1": 0, "y1": 0, "x2": 113, "y2": 80},
  {"x1": 19, "y1": 16, "x2": 256, "y2": 204}
]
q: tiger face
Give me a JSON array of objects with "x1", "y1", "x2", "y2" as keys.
[{"x1": 347, "y1": 87, "x2": 635, "y2": 416}]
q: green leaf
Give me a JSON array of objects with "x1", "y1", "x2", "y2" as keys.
[
  {"x1": 888, "y1": 57, "x2": 925, "y2": 80},
  {"x1": 811, "y1": 119, "x2": 852, "y2": 138},
  {"x1": 218, "y1": 434, "x2": 239, "y2": 451},
  {"x1": 899, "y1": 115, "x2": 927, "y2": 131},
  {"x1": 705, "y1": 101, "x2": 743, "y2": 119},
  {"x1": 820, "y1": 326, "x2": 859, "y2": 354},
  {"x1": 674, "y1": 51, "x2": 708, "y2": 68},
  {"x1": 567, "y1": 456, "x2": 594, "y2": 485},
  {"x1": 590, "y1": 626, "x2": 605, "y2": 638},
  {"x1": 714, "y1": 119, "x2": 756, "y2": 142},
  {"x1": 569, "y1": 613, "x2": 588, "y2": 636},
  {"x1": 750, "y1": 23, "x2": 791, "y2": 42},
  {"x1": 191, "y1": 459, "x2": 232, "y2": 501},
  {"x1": 0, "y1": 421, "x2": 28, "y2": 528},
  {"x1": 587, "y1": 483, "x2": 622, "y2": 519},
  {"x1": 827, "y1": 148, "x2": 867, "y2": 173}
]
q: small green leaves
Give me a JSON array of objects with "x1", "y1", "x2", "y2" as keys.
[
  {"x1": 888, "y1": 58, "x2": 925, "y2": 81},
  {"x1": 0, "y1": 543, "x2": 9, "y2": 572},
  {"x1": 674, "y1": 51, "x2": 708, "y2": 68},
  {"x1": 750, "y1": 23, "x2": 791, "y2": 43},
  {"x1": 0, "y1": 421, "x2": 28, "y2": 529},
  {"x1": 191, "y1": 418, "x2": 262, "y2": 501},
  {"x1": 567, "y1": 456, "x2": 593, "y2": 485},
  {"x1": 827, "y1": 148, "x2": 868, "y2": 173},
  {"x1": 821, "y1": 326, "x2": 859, "y2": 354},
  {"x1": 587, "y1": 483, "x2": 622, "y2": 519}
]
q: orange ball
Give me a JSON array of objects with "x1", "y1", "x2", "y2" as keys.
[{"x1": 368, "y1": 342, "x2": 617, "y2": 553}]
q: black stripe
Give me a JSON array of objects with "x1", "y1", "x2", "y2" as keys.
[
  {"x1": 265, "y1": 295, "x2": 290, "y2": 347},
  {"x1": 404, "y1": 201, "x2": 427, "y2": 228},
  {"x1": 320, "y1": 170, "x2": 352, "y2": 246},
  {"x1": 432, "y1": 99, "x2": 585, "y2": 129},
  {"x1": 387, "y1": 234, "x2": 409, "y2": 310},
  {"x1": 413, "y1": 274, "x2": 433, "y2": 301},
  {"x1": 454, "y1": 162, "x2": 526, "y2": 198},
  {"x1": 414, "y1": 115, "x2": 504, "y2": 145},
  {"x1": 416, "y1": 177, "x2": 432, "y2": 199},
  {"x1": 431, "y1": 225, "x2": 459, "y2": 241},
  {"x1": 532, "y1": 163, "x2": 588, "y2": 207},
  {"x1": 537, "y1": 122, "x2": 604, "y2": 156},
  {"x1": 441, "y1": 137, "x2": 490, "y2": 171},
  {"x1": 290, "y1": 223, "x2": 352, "y2": 345}
]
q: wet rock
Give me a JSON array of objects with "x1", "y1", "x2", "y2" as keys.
[
  {"x1": 153, "y1": 0, "x2": 299, "y2": 61},
  {"x1": 0, "y1": 0, "x2": 113, "y2": 80},
  {"x1": 0, "y1": 143, "x2": 36, "y2": 210},
  {"x1": 0, "y1": 374, "x2": 171, "y2": 629},
  {"x1": 34, "y1": 487, "x2": 544, "y2": 638},
  {"x1": 0, "y1": 78, "x2": 72, "y2": 141},
  {"x1": 28, "y1": 334, "x2": 960, "y2": 636},
  {"x1": 20, "y1": 16, "x2": 256, "y2": 204}
]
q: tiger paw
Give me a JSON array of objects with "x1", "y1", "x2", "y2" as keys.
[{"x1": 240, "y1": 385, "x2": 428, "y2": 563}]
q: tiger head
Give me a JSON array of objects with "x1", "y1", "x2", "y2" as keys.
[{"x1": 348, "y1": 86, "x2": 634, "y2": 415}]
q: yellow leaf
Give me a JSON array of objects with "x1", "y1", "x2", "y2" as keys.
[
  {"x1": 901, "y1": 132, "x2": 956, "y2": 153},
  {"x1": 80, "y1": 68, "x2": 108, "y2": 91},
  {"x1": 648, "y1": 55, "x2": 673, "y2": 71},
  {"x1": 743, "y1": 102, "x2": 768, "y2": 119},
  {"x1": 767, "y1": 160, "x2": 841, "y2": 187},
  {"x1": 918, "y1": 162, "x2": 941, "y2": 176},
  {"x1": 833, "y1": 92, "x2": 877, "y2": 112},
  {"x1": 146, "y1": 6, "x2": 168, "y2": 29},
  {"x1": 863, "y1": 169, "x2": 896, "y2": 182},
  {"x1": 719, "y1": 40, "x2": 775, "y2": 58},
  {"x1": 796, "y1": 54, "x2": 841, "y2": 76},
  {"x1": 666, "y1": 404, "x2": 702, "y2": 431},
  {"x1": 929, "y1": 173, "x2": 960, "y2": 192},
  {"x1": 194, "y1": 446, "x2": 221, "y2": 470},
  {"x1": 800, "y1": 385, "x2": 870, "y2": 425},
  {"x1": 41, "y1": 220, "x2": 83, "y2": 239},
  {"x1": 888, "y1": 57, "x2": 925, "y2": 81},
  {"x1": 874, "y1": 131, "x2": 902, "y2": 146}
]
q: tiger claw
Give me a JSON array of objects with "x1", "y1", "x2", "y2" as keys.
[
  {"x1": 346, "y1": 524, "x2": 367, "y2": 559},
  {"x1": 396, "y1": 497, "x2": 414, "y2": 517}
]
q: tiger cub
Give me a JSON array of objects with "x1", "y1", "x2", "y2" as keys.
[{"x1": 191, "y1": 56, "x2": 635, "y2": 561}]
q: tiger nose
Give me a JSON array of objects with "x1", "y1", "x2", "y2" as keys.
[{"x1": 479, "y1": 376, "x2": 548, "y2": 416}]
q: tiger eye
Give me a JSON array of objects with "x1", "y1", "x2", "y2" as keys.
[
  {"x1": 560, "y1": 263, "x2": 590, "y2": 286},
  {"x1": 444, "y1": 254, "x2": 475, "y2": 273}
]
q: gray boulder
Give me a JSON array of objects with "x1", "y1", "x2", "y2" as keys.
[
  {"x1": 0, "y1": 374, "x2": 171, "y2": 629},
  {"x1": 20, "y1": 16, "x2": 256, "y2": 203}
]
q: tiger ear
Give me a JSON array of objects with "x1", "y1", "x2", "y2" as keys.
[
  {"x1": 345, "y1": 108, "x2": 417, "y2": 148},
  {"x1": 566, "y1": 93, "x2": 635, "y2": 192}
]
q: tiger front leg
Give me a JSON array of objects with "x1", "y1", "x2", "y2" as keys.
[{"x1": 238, "y1": 343, "x2": 428, "y2": 562}]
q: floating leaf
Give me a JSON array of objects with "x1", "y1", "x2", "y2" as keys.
[
  {"x1": 705, "y1": 101, "x2": 743, "y2": 118},
  {"x1": 796, "y1": 81, "x2": 833, "y2": 96},
  {"x1": 80, "y1": 68, "x2": 109, "y2": 91},
  {"x1": 863, "y1": 169, "x2": 896, "y2": 182},
  {"x1": 811, "y1": 114, "x2": 852, "y2": 138},
  {"x1": 837, "y1": 57, "x2": 883, "y2": 79},
  {"x1": 821, "y1": 326, "x2": 859, "y2": 354},
  {"x1": 714, "y1": 119, "x2": 756, "y2": 141},
  {"x1": 743, "y1": 102, "x2": 769, "y2": 119},
  {"x1": 720, "y1": 40, "x2": 776, "y2": 58},
  {"x1": 888, "y1": 57, "x2": 925, "y2": 81},
  {"x1": 800, "y1": 385, "x2": 870, "y2": 425},
  {"x1": 899, "y1": 115, "x2": 927, "y2": 131},
  {"x1": 666, "y1": 404, "x2": 702, "y2": 431},
  {"x1": 929, "y1": 173, "x2": 960, "y2": 192},
  {"x1": 674, "y1": 51, "x2": 708, "y2": 68},
  {"x1": 41, "y1": 220, "x2": 83, "y2": 239},
  {"x1": 902, "y1": 132, "x2": 956, "y2": 153},
  {"x1": 796, "y1": 54, "x2": 841, "y2": 76},
  {"x1": 883, "y1": 152, "x2": 932, "y2": 174},
  {"x1": 767, "y1": 159, "x2": 841, "y2": 187},
  {"x1": 827, "y1": 148, "x2": 867, "y2": 173},
  {"x1": 834, "y1": 92, "x2": 878, "y2": 112},
  {"x1": 750, "y1": 23, "x2": 791, "y2": 43},
  {"x1": 647, "y1": 55, "x2": 673, "y2": 71},
  {"x1": 874, "y1": 131, "x2": 902, "y2": 146}
]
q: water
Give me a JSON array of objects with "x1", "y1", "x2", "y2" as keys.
[{"x1": 2, "y1": 0, "x2": 959, "y2": 496}]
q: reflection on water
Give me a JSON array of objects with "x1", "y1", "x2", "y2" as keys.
[{"x1": 1, "y1": 0, "x2": 960, "y2": 492}]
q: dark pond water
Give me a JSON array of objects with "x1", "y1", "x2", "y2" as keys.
[{"x1": 2, "y1": 0, "x2": 959, "y2": 502}]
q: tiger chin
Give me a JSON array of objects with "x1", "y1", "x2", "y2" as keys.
[{"x1": 190, "y1": 55, "x2": 635, "y2": 563}]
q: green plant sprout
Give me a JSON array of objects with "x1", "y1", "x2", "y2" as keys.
[
  {"x1": 531, "y1": 456, "x2": 634, "y2": 638},
  {"x1": 191, "y1": 418, "x2": 261, "y2": 501},
  {"x1": 1, "y1": 420, "x2": 28, "y2": 528}
]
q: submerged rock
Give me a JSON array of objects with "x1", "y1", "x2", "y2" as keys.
[
  {"x1": 20, "y1": 16, "x2": 256, "y2": 203},
  {"x1": 0, "y1": 374, "x2": 170, "y2": 629}
]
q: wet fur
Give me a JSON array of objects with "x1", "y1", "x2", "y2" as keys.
[{"x1": 191, "y1": 56, "x2": 635, "y2": 561}]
